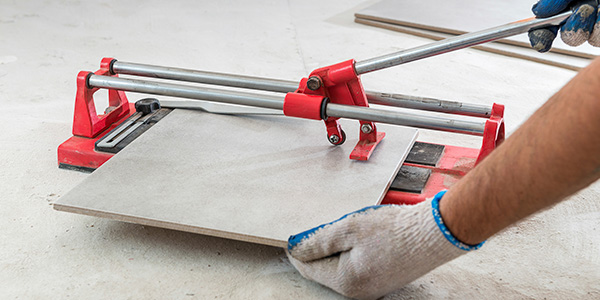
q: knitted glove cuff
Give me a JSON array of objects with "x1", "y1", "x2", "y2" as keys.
[{"x1": 431, "y1": 190, "x2": 485, "y2": 251}]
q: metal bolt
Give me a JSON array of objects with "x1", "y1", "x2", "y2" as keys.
[
  {"x1": 307, "y1": 76, "x2": 322, "y2": 91},
  {"x1": 328, "y1": 134, "x2": 340, "y2": 144},
  {"x1": 361, "y1": 124, "x2": 373, "y2": 134}
]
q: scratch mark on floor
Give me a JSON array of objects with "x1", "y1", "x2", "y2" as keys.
[{"x1": 286, "y1": 0, "x2": 309, "y2": 74}]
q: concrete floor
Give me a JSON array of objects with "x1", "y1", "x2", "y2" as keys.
[{"x1": 1, "y1": 0, "x2": 599, "y2": 298}]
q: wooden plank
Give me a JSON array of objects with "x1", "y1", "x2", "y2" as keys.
[
  {"x1": 54, "y1": 109, "x2": 418, "y2": 248},
  {"x1": 355, "y1": 0, "x2": 600, "y2": 59},
  {"x1": 355, "y1": 17, "x2": 592, "y2": 71}
]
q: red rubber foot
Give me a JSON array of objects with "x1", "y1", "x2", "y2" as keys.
[{"x1": 349, "y1": 132, "x2": 385, "y2": 161}]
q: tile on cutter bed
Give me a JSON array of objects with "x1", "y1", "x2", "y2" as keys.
[{"x1": 54, "y1": 109, "x2": 418, "y2": 247}]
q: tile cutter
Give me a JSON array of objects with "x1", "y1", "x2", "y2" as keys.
[{"x1": 57, "y1": 11, "x2": 571, "y2": 204}]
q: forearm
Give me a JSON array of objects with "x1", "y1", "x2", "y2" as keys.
[{"x1": 441, "y1": 58, "x2": 600, "y2": 245}]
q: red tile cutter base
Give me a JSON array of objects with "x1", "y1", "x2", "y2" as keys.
[
  {"x1": 58, "y1": 12, "x2": 569, "y2": 203},
  {"x1": 385, "y1": 144, "x2": 485, "y2": 205},
  {"x1": 58, "y1": 107, "x2": 134, "y2": 172}
]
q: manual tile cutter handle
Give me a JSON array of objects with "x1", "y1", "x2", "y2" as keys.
[{"x1": 353, "y1": 11, "x2": 572, "y2": 74}]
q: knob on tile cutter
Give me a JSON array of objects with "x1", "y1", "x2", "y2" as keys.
[{"x1": 134, "y1": 98, "x2": 161, "y2": 115}]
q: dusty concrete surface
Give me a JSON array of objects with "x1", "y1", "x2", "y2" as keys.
[{"x1": 0, "y1": 0, "x2": 598, "y2": 299}]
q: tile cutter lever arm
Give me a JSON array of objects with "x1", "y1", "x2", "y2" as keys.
[{"x1": 353, "y1": 11, "x2": 572, "y2": 74}]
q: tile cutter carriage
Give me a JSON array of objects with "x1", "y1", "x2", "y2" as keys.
[{"x1": 58, "y1": 12, "x2": 571, "y2": 205}]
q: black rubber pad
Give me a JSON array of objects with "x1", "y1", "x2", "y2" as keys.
[
  {"x1": 389, "y1": 165, "x2": 432, "y2": 194},
  {"x1": 405, "y1": 142, "x2": 444, "y2": 166}
]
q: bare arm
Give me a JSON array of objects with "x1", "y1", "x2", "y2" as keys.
[{"x1": 441, "y1": 57, "x2": 600, "y2": 245}]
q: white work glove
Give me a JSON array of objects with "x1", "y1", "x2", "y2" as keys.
[{"x1": 286, "y1": 191, "x2": 483, "y2": 300}]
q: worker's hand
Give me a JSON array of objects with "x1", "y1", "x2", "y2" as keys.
[
  {"x1": 528, "y1": 0, "x2": 600, "y2": 52},
  {"x1": 286, "y1": 191, "x2": 483, "y2": 300}
]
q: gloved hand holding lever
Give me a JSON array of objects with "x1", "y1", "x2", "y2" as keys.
[{"x1": 529, "y1": 0, "x2": 600, "y2": 52}]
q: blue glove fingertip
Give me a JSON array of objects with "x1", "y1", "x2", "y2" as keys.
[
  {"x1": 529, "y1": 26, "x2": 559, "y2": 52},
  {"x1": 532, "y1": 0, "x2": 572, "y2": 18},
  {"x1": 560, "y1": 1, "x2": 597, "y2": 39}
]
